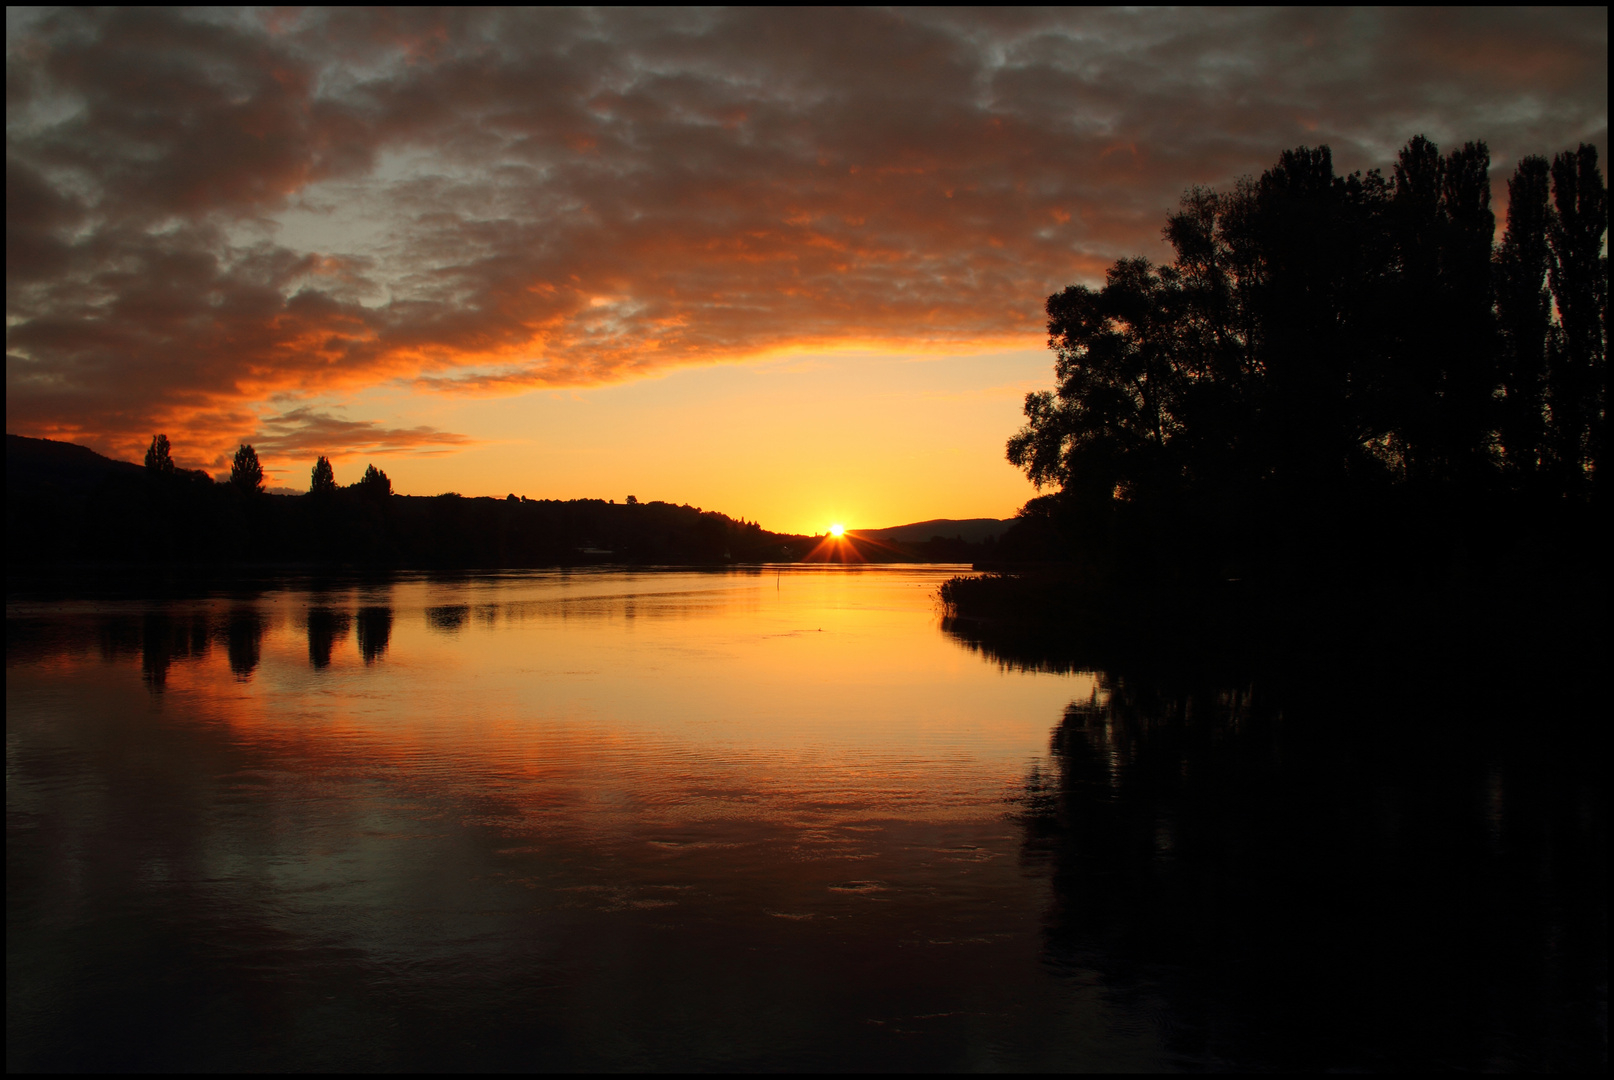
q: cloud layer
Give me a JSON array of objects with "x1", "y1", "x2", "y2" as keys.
[{"x1": 6, "y1": 7, "x2": 1607, "y2": 466}]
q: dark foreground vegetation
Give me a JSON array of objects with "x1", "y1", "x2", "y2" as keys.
[
  {"x1": 950, "y1": 135, "x2": 1607, "y2": 673},
  {"x1": 941, "y1": 608, "x2": 1607, "y2": 1071}
]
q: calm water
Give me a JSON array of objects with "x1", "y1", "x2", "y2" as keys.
[{"x1": 6, "y1": 567, "x2": 1606, "y2": 1071}]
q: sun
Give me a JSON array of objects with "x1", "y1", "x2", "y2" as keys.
[{"x1": 829, "y1": 523, "x2": 845, "y2": 537}]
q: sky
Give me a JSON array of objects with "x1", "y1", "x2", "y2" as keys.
[{"x1": 6, "y1": 7, "x2": 1607, "y2": 533}]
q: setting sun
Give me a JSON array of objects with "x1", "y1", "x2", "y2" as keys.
[{"x1": 829, "y1": 523, "x2": 845, "y2": 537}]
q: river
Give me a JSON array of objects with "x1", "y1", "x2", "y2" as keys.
[{"x1": 6, "y1": 567, "x2": 1604, "y2": 1070}]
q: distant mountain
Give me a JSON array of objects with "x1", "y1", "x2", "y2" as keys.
[{"x1": 853, "y1": 517, "x2": 1013, "y2": 544}]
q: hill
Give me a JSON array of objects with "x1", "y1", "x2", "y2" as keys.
[
  {"x1": 6, "y1": 434, "x2": 820, "y2": 568},
  {"x1": 853, "y1": 518, "x2": 1012, "y2": 544},
  {"x1": 0, "y1": 436, "x2": 947, "y2": 569},
  {"x1": 7, "y1": 434, "x2": 1017, "y2": 569},
  {"x1": 7, "y1": 433, "x2": 146, "y2": 496}
]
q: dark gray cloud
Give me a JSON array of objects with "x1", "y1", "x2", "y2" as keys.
[
  {"x1": 6, "y1": 6, "x2": 1606, "y2": 463},
  {"x1": 251, "y1": 407, "x2": 470, "y2": 458}
]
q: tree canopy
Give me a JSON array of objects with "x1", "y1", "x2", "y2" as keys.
[
  {"x1": 230, "y1": 444, "x2": 264, "y2": 494},
  {"x1": 356, "y1": 464, "x2": 392, "y2": 500},
  {"x1": 310, "y1": 456, "x2": 337, "y2": 495},
  {"x1": 1009, "y1": 136, "x2": 1606, "y2": 578},
  {"x1": 144, "y1": 434, "x2": 174, "y2": 474}
]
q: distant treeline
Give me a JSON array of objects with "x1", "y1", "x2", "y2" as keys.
[
  {"x1": 5, "y1": 433, "x2": 804, "y2": 567},
  {"x1": 983, "y1": 136, "x2": 1606, "y2": 599},
  {"x1": 6, "y1": 434, "x2": 986, "y2": 568}
]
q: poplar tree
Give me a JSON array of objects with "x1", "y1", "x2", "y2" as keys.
[
  {"x1": 1495, "y1": 156, "x2": 1553, "y2": 479},
  {"x1": 144, "y1": 434, "x2": 174, "y2": 474},
  {"x1": 310, "y1": 456, "x2": 336, "y2": 495},
  {"x1": 1546, "y1": 145, "x2": 1608, "y2": 495},
  {"x1": 230, "y1": 444, "x2": 264, "y2": 494}
]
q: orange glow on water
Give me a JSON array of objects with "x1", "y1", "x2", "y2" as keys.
[
  {"x1": 5, "y1": 569, "x2": 1153, "y2": 1070},
  {"x1": 6, "y1": 571, "x2": 1089, "y2": 833}
]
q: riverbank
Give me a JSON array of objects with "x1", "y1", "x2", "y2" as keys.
[{"x1": 940, "y1": 558, "x2": 1608, "y2": 698}]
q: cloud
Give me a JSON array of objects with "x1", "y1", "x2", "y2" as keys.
[
  {"x1": 6, "y1": 7, "x2": 1607, "y2": 462},
  {"x1": 249, "y1": 407, "x2": 470, "y2": 461}
]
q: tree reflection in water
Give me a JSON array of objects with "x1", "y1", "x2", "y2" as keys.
[
  {"x1": 954, "y1": 618, "x2": 1607, "y2": 1072},
  {"x1": 225, "y1": 610, "x2": 264, "y2": 680},
  {"x1": 305, "y1": 607, "x2": 352, "y2": 668},
  {"x1": 139, "y1": 611, "x2": 211, "y2": 691},
  {"x1": 356, "y1": 605, "x2": 393, "y2": 664}
]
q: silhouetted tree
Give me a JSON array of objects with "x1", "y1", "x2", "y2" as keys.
[
  {"x1": 310, "y1": 455, "x2": 336, "y2": 495},
  {"x1": 1009, "y1": 134, "x2": 1606, "y2": 583},
  {"x1": 230, "y1": 444, "x2": 264, "y2": 494},
  {"x1": 355, "y1": 463, "x2": 392, "y2": 500},
  {"x1": 1436, "y1": 141, "x2": 1499, "y2": 485},
  {"x1": 1496, "y1": 156, "x2": 1555, "y2": 481},
  {"x1": 1545, "y1": 144, "x2": 1608, "y2": 497},
  {"x1": 144, "y1": 434, "x2": 174, "y2": 474},
  {"x1": 1246, "y1": 145, "x2": 1382, "y2": 488},
  {"x1": 1011, "y1": 149, "x2": 1401, "y2": 512}
]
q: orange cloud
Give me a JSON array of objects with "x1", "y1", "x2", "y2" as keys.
[
  {"x1": 251, "y1": 408, "x2": 471, "y2": 461},
  {"x1": 6, "y1": 7, "x2": 1606, "y2": 468}
]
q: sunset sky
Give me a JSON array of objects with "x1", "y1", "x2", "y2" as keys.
[{"x1": 6, "y1": 7, "x2": 1606, "y2": 533}]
